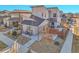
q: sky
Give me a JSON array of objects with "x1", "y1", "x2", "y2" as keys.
[{"x1": 0, "y1": 5, "x2": 79, "y2": 13}]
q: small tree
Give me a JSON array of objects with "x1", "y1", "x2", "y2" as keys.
[
  {"x1": 12, "y1": 30, "x2": 17, "y2": 38},
  {"x1": 54, "y1": 41, "x2": 60, "y2": 46}
]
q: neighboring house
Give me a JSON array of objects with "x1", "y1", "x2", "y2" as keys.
[
  {"x1": 10, "y1": 10, "x2": 32, "y2": 22},
  {"x1": 0, "y1": 10, "x2": 9, "y2": 16},
  {"x1": 0, "y1": 11, "x2": 10, "y2": 27},
  {"x1": 9, "y1": 17, "x2": 23, "y2": 28},
  {"x1": 47, "y1": 7, "x2": 62, "y2": 28},
  {"x1": 31, "y1": 6, "x2": 63, "y2": 29},
  {"x1": 0, "y1": 16, "x2": 10, "y2": 27}
]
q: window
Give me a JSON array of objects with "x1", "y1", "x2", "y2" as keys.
[
  {"x1": 45, "y1": 13, "x2": 46, "y2": 18},
  {"x1": 42, "y1": 13, "x2": 43, "y2": 18},
  {"x1": 48, "y1": 10, "x2": 51, "y2": 18},
  {"x1": 53, "y1": 13, "x2": 57, "y2": 17}
]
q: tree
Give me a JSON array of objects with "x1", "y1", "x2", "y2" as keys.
[
  {"x1": 54, "y1": 41, "x2": 60, "y2": 46},
  {"x1": 12, "y1": 30, "x2": 17, "y2": 38}
]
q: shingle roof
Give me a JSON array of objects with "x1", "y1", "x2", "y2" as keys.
[
  {"x1": 10, "y1": 10, "x2": 32, "y2": 14},
  {"x1": 10, "y1": 17, "x2": 20, "y2": 22},
  {"x1": 22, "y1": 15, "x2": 45, "y2": 26},
  {"x1": 22, "y1": 20, "x2": 36, "y2": 26},
  {"x1": 31, "y1": 5, "x2": 45, "y2": 8},
  {"x1": 0, "y1": 16, "x2": 10, "y2": 18},
  {"x1": 47, "y1": 7, "x2": 59, "y2": 10}
]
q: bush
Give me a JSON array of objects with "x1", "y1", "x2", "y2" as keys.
[
  {"x1": 12, "y1": 30, "x2": 17, "y2": 37},
  {"x1": 54, "y1": 41, "x2": 60, "y2": 46}
]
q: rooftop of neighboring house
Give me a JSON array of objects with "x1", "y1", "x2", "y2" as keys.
[
  {"x1": 47, "y1": 7, "x2": 59, "y2": 10},
  {"x1": 10, "y1": 10, "x2": 32, "y2": 14},
  {"x1": 10, "y1": 17, "x2": 22, "y2": 22},
  {"x1": 21, "y1": 15, "x2": 45, "y2": 26},
  {"x1": 31, "y1": 5, "x2": 45, "y2": 8},
  {"x1": 0, "y1": 10, "x2": 10, "y2": 13},
  {"x1": 0, "y1": 15, "x2": 10, "y2": 18}
]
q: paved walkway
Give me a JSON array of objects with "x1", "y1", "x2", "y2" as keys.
[{"x1": 60, "y1": 30, "x2": 73, "y2": 53}]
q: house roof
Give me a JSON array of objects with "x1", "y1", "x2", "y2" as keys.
[
  {"x1": 31, "y1": 5, "x2": 45, "y2": 8},
  {"x1": 22, "y1": 15, "x2": 45, "y2": 26},
  {"x1": 0, "y1": 10, "x2": 9, "y2": 14},
  {"x1": 22, "y1": 20, "x2": 37, "y2": 26},
  {"x1": 10, "y1": 17, "x2": 20, "y2": 22},
  {"x1": 10, "y1": 10, "x2": 32, "y2": 14},
  {"x1": 0, "y1": 16, "x2": 10, "y2": 18},
  {"x1": 47, "y1": 7, "x2": 59, "y2": 10}
]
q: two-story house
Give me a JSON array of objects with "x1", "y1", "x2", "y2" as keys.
[
  {"x1": 21, "y1": 5, "x2": 49, "y2": 35},
  {"x1": 47, "y1": 7, "x2": 62, "y2": 28}
]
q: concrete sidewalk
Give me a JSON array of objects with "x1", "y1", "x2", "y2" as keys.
[{"x1": 60, "y1": 30, "x2": 73, "y2": 53}]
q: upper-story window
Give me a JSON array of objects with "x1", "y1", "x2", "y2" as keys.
[
  {"x1": 42, "y1": 13, "x2": 43, "y2": 18},
  {"x1": 53, "y1": 13, "x2": 57, "y2": 17},
  {"x1": 48, "y1": 10, "x2": 51, "y2": 18},
  {"x1": 45, "y1": 13, "x2": 46, "y2": 18}
]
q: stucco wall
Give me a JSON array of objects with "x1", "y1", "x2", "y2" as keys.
[
  {"x1": 48, "y1": 9, "x2": 61, "y2": 25},
  {"x1": 22, "y1": 24, "x2": 38, "y2": 35},
  {"x1": 32, "y1": 6, "x2": 48, "y2": 19}
]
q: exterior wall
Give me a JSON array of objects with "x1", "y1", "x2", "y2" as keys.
[
  {"x1": 22, "y1": 24, "x2": 38, "y2": 35},
  {"x1": 3, "y1": 17, "x2": 10, "y2": 26},
  {"x1": 48, "y1": 9, "x2": 62, "y2": 26},
  {"x1": 0, "y1": 11, "x2": 9, "y2": 16},
  {"x1": 10, "y1": 13, "x2": 19, "y2": 18},
  {"x1": 48, "y1": 9, "x2": 58, "y2": 18},
  {"x1": 57, "y1": 11, "x2": 62, "y2": 24},
  {"x1": 30, "y1": 26, "x2": 38, "y2": 35},
  {"x1": 32, "y1": 6, "x2": 48, "y2": 19},
  {"x1": 20, "y1": 13, "x2": 31, "y2": 20},
  {"x1": 39, "y1": 20, "x2": 49, "y2": 27},
  {"x1": 38, "y1": 20, "x2": 49, "y2": 32},
  {"x1": 22, "y1": 25, "x2": 29, "y2": 32},
  {"x1": 10, "y1": 12, "x2": 31, "y2": 21}
]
